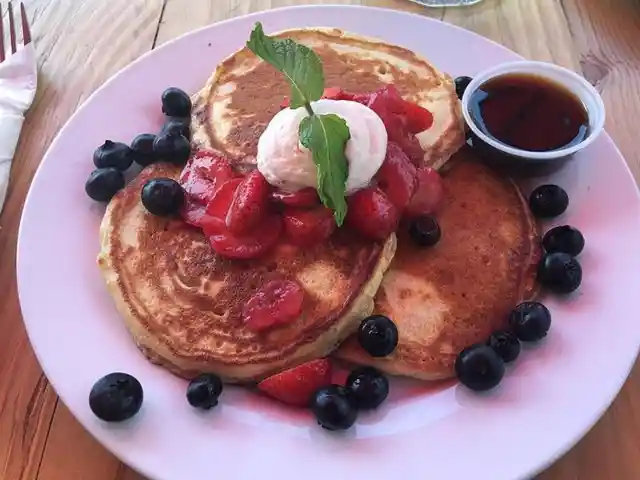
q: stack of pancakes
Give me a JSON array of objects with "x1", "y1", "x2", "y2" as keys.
[{"x1": 98, "y1": 29, "x2": 540, "y2": 383}]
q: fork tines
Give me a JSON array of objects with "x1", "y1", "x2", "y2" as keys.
[{"x1": 0, "y1": 2, "x2": 32, "y2": 63}]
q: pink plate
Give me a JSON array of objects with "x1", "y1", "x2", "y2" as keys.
[{"x1": 17, "y1": 5, "x2": 640, "y2": 480}]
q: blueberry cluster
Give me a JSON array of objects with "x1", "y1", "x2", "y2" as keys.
[
  {"x1": 310, "y1": 315, "x2": 398, "y2": 431},
  {"x1": 530, "y1": 185, "x2": 584, "y2": 295},
  {"x1": 455, "y1": 302, "x2": 552, "y2": 391},
  {"x1": 84, "y1": 87, "x2": 192, "y2": 211}
]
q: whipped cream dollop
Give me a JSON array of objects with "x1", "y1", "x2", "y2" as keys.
[{"x1": 257, "y1": 99, "x2": 388, "y2": 194}]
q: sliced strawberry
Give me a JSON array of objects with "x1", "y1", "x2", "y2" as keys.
[
  {"x1": 282, "y1": 207, "x2": 336, "y2": 247},
  {"x1": 363, "y1": 85, "x2": 433, "y2": 164},
  {"x1": 199, "y1": 178, "x2": 243, "y2": 232},
  {"x1": 243, "y1": 279, "x2": 305, "y2": 332},
  {"x1": 405, "y1": 167, "x2": 445, "y2": 218},
  {"x1": 180, "y1": 174, "x2": 216, "y2": 205},
  {"x1": 201, "y1": 177, "x2": 281, "y2": 259},
  {"x1": 369, "y1": 99, "x2": 405, "y2": 143},
  {"x1": 321, "y1": 87, "x2": 343, "y2": 99},
  {"x1": 401, "y1": 98, "x2": 434, "y2": 133},
  {"x1": 180, "y1": 150, "x2": 235, "y2": 204},
  {"x1": 226, "y1": 170, "x2": 271, "y2": 235},
  {"x1": 400, "y1": 135, "x2": 426, "y2": 166},
  {"x1": 207, "y1": 214, "x2": 282, "y2": 259},
  {"x1": 257, "y1": 359, "x2": 332, "y2": 407},
  {"x1": 375, "y1": 142, "x2": 418, "y2": 211},
  {"x1": 180, "y1": 197, "x2": 207, "y2": 227},
  {"x1": 271, "y1": 188, "x2": 320, "y2": 209},
  {"x1": 346, "y1": 187, "x2": 399, "y2": 241},
  {"x1": 367, "y1": 84, "x2": 432, "y2": 132},
  {"x1": 321, "y1": 87, "x2": 370, "y2": 103}
]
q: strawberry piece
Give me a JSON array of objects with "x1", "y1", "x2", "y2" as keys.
[
  {"x1": 180, "y1": 174, "x2": 215, "y2": 205},
  {"x1": 367, "y1": 84, "x2": 433, "y2": 134},
  {"x1": 405, "y1": 167, "x2": 445, "y2": 218},
  {"x1": 271, "y1": 188, "x2": 320, "y2": 208},
  {"x1": 400, "y1": 135, "x2": 427, "y2": 166},
  {"x1": 243, "y1": 279, "x2": 305, "y2": 332},
  {"x1": 180, "y1": 150, "x2": 236, "y2": 204},
  {"x1": 180, "y1": 197, "x2": 207, "y2": 227},
  {"x1": 364, "y1": 85, "x2": 433, "y2": 164},
  {"x1": 199, "y1": 178, "x2": 243, "y2": 233},
  {"x1": 346, "y1": 187, "x2": 399, "y2": 241},
  {"x1": 202, "y1": 178, "x2": 281, "y2": 259},
  {"x1": 226, "y1": 170, "x2": 271, "y2": 235},
  {"x1": 282, "y1": 207, "x2": 336, "y2": 247},
  {"x1": 321, "y1": 87, "x2": 369, "y2": 102},
  {"x1": 401, "y1": 98, "x2": 434, "y2": 133},
  {"x1": 207, "y1": 214, "x2": 282, "y2": 259},
  {"x1": 320, "y1": 87, "x2": 342, "y2": 100},
  {"x1": 257, "y1": 359, "x2": 332, "y2": 407},
  {"x1": 375, "y1": 142, "x2": 418, "y2": 211}
]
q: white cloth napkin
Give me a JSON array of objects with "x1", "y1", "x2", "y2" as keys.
[{"x1": 0, "y1": 44, "x2": 37, "y2": 213}]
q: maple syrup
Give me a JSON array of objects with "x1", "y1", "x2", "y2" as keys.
[{"x1": 467, "y1": 73, "x2": 589, "y2": 152}]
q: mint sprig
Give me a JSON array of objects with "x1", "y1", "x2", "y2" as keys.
[
  {"x1": 246, "y1": 22, "x2": 324, "y2": 113},
  {"x1": 246, "y1": 22, "x2": 350, "y2": 225},
  {"x1": 299, "y1": 114, "x2": 349, "y2": 225}
]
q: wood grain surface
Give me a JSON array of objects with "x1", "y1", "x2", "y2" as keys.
[{"x1": 0, "y1": 0, "x2": 638, "y2": 478}]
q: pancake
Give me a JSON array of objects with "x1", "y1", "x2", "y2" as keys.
[
  {"x1": 98, "y1": 162, "x2": 396, "y2": 382},
  {"x1": 191, "y1": 27, "x2": 465, "y2": 171},
  {"x1": 335, "y1": 148, "x2": 541, "y2": 380}
]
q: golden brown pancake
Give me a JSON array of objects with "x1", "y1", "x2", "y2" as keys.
[
  {"x1": 191, "y1": 28, "x2": 465, "y2": 171},
  {"x1": 98, "y1": 163, "x2": 396, "y2": 382},
  {"x1": 335, "y1": 148, "x2": 541, "y2": 380}
]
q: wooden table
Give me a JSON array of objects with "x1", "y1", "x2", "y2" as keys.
[{"x1": 1, "y1": 0, "x2": 638, "y2": 478}]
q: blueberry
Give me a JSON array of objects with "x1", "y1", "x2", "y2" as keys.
[
  {"x1": 130, "y1": 133, "x2": 157, "y2": 167},
  {"x1": 357, "y1": 315, "x2": 399, "y2": 357},
  {"x1": 311, "y1": 385, "x2": 357, "y2": 431},
  {"x1": 93, "y1": 140, "x2": 133, "y2": 171},
  {"x1": 509, "y1": 302, "x2": 552, "y2": 342},
  {"x1": 454, "y1": 76, "x2": 473, "y2": 100},
  {"x1": 487, "y1": 330, "x2": 521, "y2": 363},
  {"x1": 89, "y1": 372, "x2": 143, "y2": 422},
  {"x1": 85, "y1": 168, "x2": 125, "y2": 202},
  {"x1": 153, "y1": 133, "x2": 191, "y2": 165},
  {"x1": 345, "y1": 367, "x2": 389, "y2": 410},
  {"x1": 408, "y1": 215, "x2": 441, "y2": 247},
  {"x1": 455, "y1": 344, "x2": 505, "y2": 392},
  {"x1": 529, "y1": 185, "x2": 569, "y2": 219},
  {"x1": 542, "y1": 225, "x2": 585, "y2": 256},
  {"x1": 537, "y1": 252, "x2": 582, "y2": 294},
  {"x1": 161, "y1": 87, "x2": 192, "y2": 118},
  {"x1": 141, "y1": 178, "x2": 184, "y2": 217},
  {"x1": 186, "y1": 374, "x2": 223, "y2": 410},
  {"x1": 162, "y1": 117, "x2": 191, "y2": 140}
]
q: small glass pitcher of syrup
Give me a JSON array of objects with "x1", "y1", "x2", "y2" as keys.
[{"x1": 408, "y1": 0, "x2": 484, "y2": 6}]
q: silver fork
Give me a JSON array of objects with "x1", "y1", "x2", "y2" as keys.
[{"x1": 0, "y1": 1, "x2": 36, "y2": 214}]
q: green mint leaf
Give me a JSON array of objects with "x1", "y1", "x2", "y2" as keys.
[
  {"x1": 299, "y1": 113, "x2": 350, "y2": 226},
  {"x1": 246, "y1": 22, "x2": 324, "y2": 109}
]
